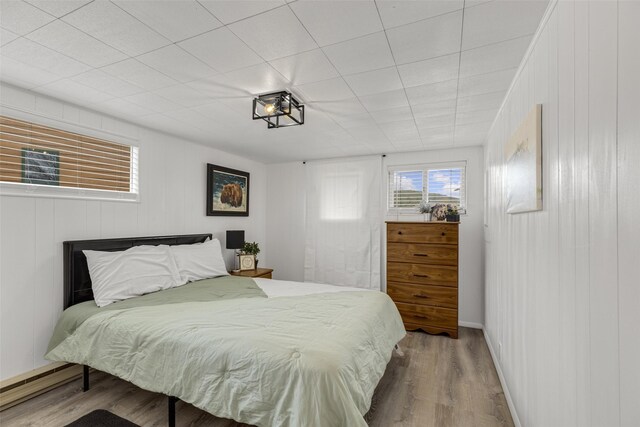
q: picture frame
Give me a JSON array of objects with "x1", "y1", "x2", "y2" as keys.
[
  {"x1": 206, "y1": 164, "x2": 250, "y2": 216},
  {"x1": 239, "y1": 254, "x2": 256, "y2": 271},
  {"x1": 22, "y1": 148, "x2": 59, "y2": 186}
]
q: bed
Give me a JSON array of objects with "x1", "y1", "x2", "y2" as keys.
[{"x1": 46, "y1": 234, "x2": 406, "y2": 427}]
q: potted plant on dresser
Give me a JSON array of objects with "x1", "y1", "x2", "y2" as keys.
[{"x1": 445, "y1": 205, "x2": 460, "y2": 222}]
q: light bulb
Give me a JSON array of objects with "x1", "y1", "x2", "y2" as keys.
[{"x1": 264, "y1": 103, "x2": 276, "y2": 115}]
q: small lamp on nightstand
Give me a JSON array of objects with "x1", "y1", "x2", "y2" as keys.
[{"x1": 226, "y1": 230, "x2": 245, "y2": 272}]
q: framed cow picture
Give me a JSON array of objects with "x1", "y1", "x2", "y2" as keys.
[{"x1": 207, "y1": 164, "x2": 250, "y2": 216}]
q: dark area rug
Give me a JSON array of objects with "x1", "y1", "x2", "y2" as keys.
[{"x1": 64, "y1": 409, "x2": 139, "y2": 427}]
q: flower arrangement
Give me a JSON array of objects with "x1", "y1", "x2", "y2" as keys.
[
  {"x1": 418, "y1": 200, "x2": 431, "y2": 214},
  {"x1": 241, "y1": 241, "x2": 260, "y2": 256},
  {"x1": 445, "y1": 204, "x2": 460, "y2": 222}
]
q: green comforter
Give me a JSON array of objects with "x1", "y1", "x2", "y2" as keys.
[{"x1": 46, "y1": 277, "x2": 406, "y2": 427}]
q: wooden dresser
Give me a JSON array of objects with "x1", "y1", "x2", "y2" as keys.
[{"x1": 386, "y1": 221, "x2": 459, "y2": 339}]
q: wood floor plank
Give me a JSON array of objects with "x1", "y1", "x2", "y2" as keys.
[{"x1": 0, "y1": 328, "x2": 513, "y2": 427}]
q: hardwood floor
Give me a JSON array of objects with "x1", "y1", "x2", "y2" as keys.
[{"x1": 0, "y1": 328, "x2": 513, "y2": 427}]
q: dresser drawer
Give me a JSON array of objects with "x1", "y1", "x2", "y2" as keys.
[
  {"x1": 387, "y1": 262, "x2": 457, "y2": 287},
  {"x1": 387, "y1": 282, "x2": 457, "y2": 309},
  {"x1": 387, "y1": 222, "x2": 458, "y2": 245},
  {"x1": 387, "y1": 243, "x2": 457, "y2": 266},
  {"x1": 395, "y1": 302, "x2": 457, "y2": 330}
]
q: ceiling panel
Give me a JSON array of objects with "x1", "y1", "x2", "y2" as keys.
[
  {"x1": 457, "y1": 68, "x2": 517, "y2": 98},
  {"x1": 1, "y1": 38, "x2": 90, "y2": 78},
  {"x1": 460, "y1": 35, "x2": 531, "y2": 78},
  {"x1": 359, "y1": 89, "x2": 408, "y2": 112},
  {"x1": 369, "y1": 106, "x2": 413, "y2": 124},
  {"x1": 377, "y1": 0, "x2": 464, "y2": 29},
  {"x1": 344, "y1": 67, "x2": 403, "y2": 97},
  {"x1": 397, "y1": 53, "x2": 459, "y2": 88},
  {"x1": 70, "y1": 69, "x2": 144, "y2": 98},
  {"x1": 269, "y1": 49, "x2": 339, "y2": 86},
  {"x1": 26, "y1": 20, "x2": 127, "y2": 68},
  {"x1": 386, "y1": 11, "x2": 463, "y2": 64},
  {"x1": 25, "y1": 0, "x2": 91, "y2": 18},
  {"x1": 0, "y1": 28, "x2": 19, "y2": 46},
  {"x1": 290, "y1": 1, "x2": 382, "y2": 46},
  {"x1": 178, "y1": 27, "x2": 264, "y2": 74},
  {"x1": 0, "y1": 1, "x2": 55, "y2": 35},
  {"x1": 137, "y1": 44, "x2": 217, "y2": 83},
  {"x1": 462, "y1": 0, "x2": 548, "y2": 50},
  {"x1": 295, "y1": 77, "x2": 354, "y2": 102},
  {"x1": 405, "y1": 79, "x2": 458, "y2": 106},
  {"x1": 113, "y1": 1, "x2": 223, "y2": 43},
  {"x1": 153, "y1": 84, "x2": 217, "y2": 108},
  {"x1": 198, "y1": 0, "x2": 285, "y2": 25},
  {"x1": 228, "y1": 6, "x2": 317, "y2": 61},
  {"x1": 0, "y1": 56, "x2": 60, "y2": 88},
  {"x1": 456, "y1": 90, "x2": 506, "y2": 114},
  {"x1": 101, "y1": 59, "x2": 178, "y2": 91},
  {"x1": 323, "y1": 32, "x2": 394, "y2": 75},
  {"x1": 62, "y1": 1, "x2": 171, "y2": 56}
]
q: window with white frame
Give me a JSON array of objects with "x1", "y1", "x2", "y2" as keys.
[
  {"x1": 388, "y1": 162, "x2": 466, "y2": 212},
  {"x1": 0, "y1": 115, "x2": 139, "y2": 201}
]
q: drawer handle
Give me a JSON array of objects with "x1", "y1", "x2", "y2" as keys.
[
  {"x1": 414, "y1": 294, "x2": 429, "y2": 299},
  {"x1": 441, "y1": 232, "x2": 446, "y2": 236},
  {"x1": 414, "y1": 253, "x2": 428, "y2": 257},
  {"x1": 414, "y1": 274, "x2": 429, "y2": 278},
  {"x1": 398, "y1": 231, "x2": 403, "y2": 235},
  {"x1": 414, "y1": 314, "x2": 428, "y2": 320}
]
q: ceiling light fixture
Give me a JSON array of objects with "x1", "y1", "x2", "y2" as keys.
[{"x1": 252, "y1": 91, "x2": 304, "y2": 129}]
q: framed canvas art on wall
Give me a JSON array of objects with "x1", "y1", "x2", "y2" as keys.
[{"x1": 206, "y1": 164, "x2": 250, "y2": 216}]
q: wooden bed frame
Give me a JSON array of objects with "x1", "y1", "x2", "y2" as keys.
[{"x1": 63, "y1": 233, "x2": 212, "y2": 427}]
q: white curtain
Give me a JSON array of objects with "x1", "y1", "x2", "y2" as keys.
[{"x1": 304, "y1": 156, "x2": 382, "y2": 290}]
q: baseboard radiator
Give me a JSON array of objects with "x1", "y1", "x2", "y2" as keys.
[{"x1": 0, "y1": 363, "x2": 83, "y2": 411}]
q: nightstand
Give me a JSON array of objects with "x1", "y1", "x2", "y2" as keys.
[{"x1": 229, "y1": 268, "x2": 273, "y2": 279}]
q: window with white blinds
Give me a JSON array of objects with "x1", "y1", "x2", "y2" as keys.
[
  {"x1": 388, "y1": 162, "x2": 466, "y2": 212},
  {"x1": 0, "y1": 115, "x2": 138, "y2": 201}
]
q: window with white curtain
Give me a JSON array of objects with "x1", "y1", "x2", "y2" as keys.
[{"x1": 388, "y1": 162, "x2": 467, "y2": 212}]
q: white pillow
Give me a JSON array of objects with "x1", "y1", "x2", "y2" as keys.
[
  {"x1": 84, "y1": 245, "x2": 182, "y2": 307},
  {"x1": 169, "y1": 238, "x2": 229, "y2": 284}
]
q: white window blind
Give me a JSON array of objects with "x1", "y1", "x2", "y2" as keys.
[
  {"x1": 0, "y1": 115, "x2": 139, "y2": 201},
  {"x1": 388, "y1": 162, "x2": 466, "y2": 212}
]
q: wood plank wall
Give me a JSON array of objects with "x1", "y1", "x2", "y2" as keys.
[{"x1": 484, "y1": 1, "x2": 640, "y2": 426}]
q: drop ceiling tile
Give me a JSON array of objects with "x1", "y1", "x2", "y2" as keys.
[
  {"x1": 397, "y1": 53, "x2": 459, "y2": 88},
  {"x1": 137, "y1": 45, "x2": 216, "y2": 83},
  {"x1": 462, "y1": 0, "x2": 548, "y2": 50},
  {"x1": 323, "y1": 32, "x2": 394, "y2": 75},
  {"x1": 460, "y1": 35, "x2": 530, "y2": 78},
  {"x1": 456, "y1": 108, "x2": 498, "y2": 126},
  {"x1": 38, "y1": 79, "x2": 113, "y2": 105},
  {"x1": 379, "y1": 119, "x2": 420, "y2": 141},
  {"x1": 326, "y1": 108, "x2": 373, "y2": 129},
  {"x1": 178, "y1": 27, "x2": 264, "y2": 74},
  {"x1": 295, "y1": 77, "x2": 354, "y2": 102},
  {"x1": 369, "y1": 106, "x2": 412, "y2": 124},
  {"x1": 192, "y1": 101, "x2": 249, "y2": 127},
  {"x1": 359, "y1": 89, "x2": 408, "y2": 112},
  {"x1": 1, "y1": 38, "x2": 90, "y2": 78},
  {"x1": 289, "y1": 1, "x2": 382, "y2": 46},
  {"x1": 101, "y1": 59, "x2": 178, "y2": 91},
  {"x1": 122, "y1": 92, "x2": 182, "y2": 114},
  {"x1": 386, "y1": 11, "x2": 462, "y2": 65},
  {"x1": 70, "y1": 69, "x2": 144, "y2": 98},
  {"x1": 25, "y1": 0, "x2": 91, "y2": 17},
  {"x1": 420, "y1": 125, "x2": 454, "y2": 140},
  {"x1": 229, "y1": 7, "x2": 317, "y2": 61},
  {"x1": 457, "y1": 68, "x2": 516, "y2": 97},
  {"x1": 95, "y1": 98, "x2": 155, "y2": 118},
  {"x1": 269, "y1": 49, "x2": 338, "y2": 86},
  {"x1": 186, "y1": 75, "x2": 246, "y2": 99},
  {"x1": 377, "y1": 0, "x2": 463, "y2": 29},
  {"x1": 0, "y1": 1, "x2": 55, "y2": 35},
  {"x1": 222, "y1": 63, "x2": 290, "y2": 95},
  {"x1": 344, "y1": 67, "x2": 403, "y2": 97},
  {"x1": 346, "y1": 125, "x2": 389, "y2": 144},
  {"x1": 199, "y1": 0, "x2": 285, "y2": 25},
  {"x1": 62, "y1": 1, "x2": 171, "y2": 56},
  {"x1": 153, "y1": 84, "x2": 215, "y2": 108},
  {"x1": 454, "y1": 121, "x2": 492, "y2": 140},
  {"x1": 26, "y1": 20, "x2": 127, "y2": 68},
  {"x1": 411, "y1": 99, "x2": 457, "y2": 118},
  {"x1": 456, "y1": 90, "x2": 506, "y2": 114},
  {"x1": 113, "y1": 1, "x2": 222, "y2": 43},
  {"x1": 415, "y1": 113, "x2": 455, "y2": 130},
  {"x1": 0, "y1": 56, "x2": 61, "y2": 87},
  {"x1": 405, "y1": 79, "x2": 458, "y2": 106},
  {"x1": 1, "y1": 28, "x2": 19, "y2": 46}
]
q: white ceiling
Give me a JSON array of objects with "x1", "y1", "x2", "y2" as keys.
[{"x1": 0, "y1": 0, "x2": 548, "y2": 163}]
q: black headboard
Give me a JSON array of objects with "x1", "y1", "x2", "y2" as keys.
[{"x1": 63, "y1": 233, "x2": 212, "y2": 309}]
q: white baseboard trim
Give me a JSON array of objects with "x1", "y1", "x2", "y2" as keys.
[
  {"x1": 482, "y1": 329, "x2": 522, "y2": 427},
  {"x1": 459, "y1": 321, "x2": 483, "y2": 329}
]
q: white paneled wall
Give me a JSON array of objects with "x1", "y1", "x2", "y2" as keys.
[
  {"x1": 0, "y1": 84, "x2": 267, "y2": 381},
  {"x1": 484, "y1": 1, "x2": 640, "y2": 426}
]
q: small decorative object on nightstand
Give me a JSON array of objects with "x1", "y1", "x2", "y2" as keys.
[
  {"x1": 239, "y1": 254, "x2": 256, "y2": 270},
  {"x1": 230, "y1": 268, "x2": 273, "y2": 279}
]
